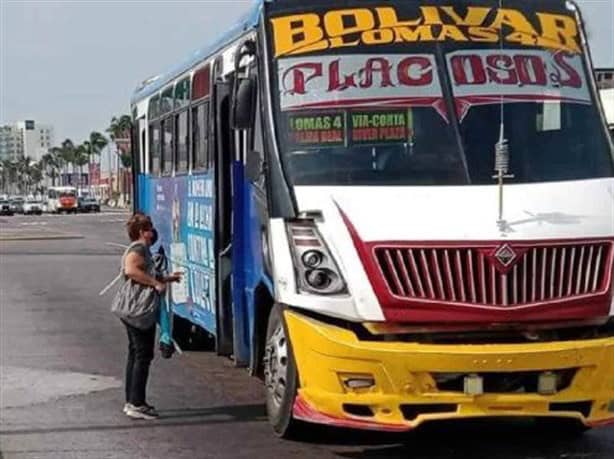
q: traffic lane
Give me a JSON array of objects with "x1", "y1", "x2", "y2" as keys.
[
  {"x1": 1, "y1": 238, "x2": 613, "y2": 457},
  {"x1": 0, "y1": 211, "x2": 128, "y2": 244}
]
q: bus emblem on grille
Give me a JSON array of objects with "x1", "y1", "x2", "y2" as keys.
[
  {"x1": 495, "y1": 244, "x2": 517, "y2": 267},
  {"x1": 481, "y1": 244, "x2": 529, "y2": 274}
]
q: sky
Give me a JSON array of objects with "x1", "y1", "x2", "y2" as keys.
[{"x1": 1, "y1": 0, "x2": 613, "y2": 144}]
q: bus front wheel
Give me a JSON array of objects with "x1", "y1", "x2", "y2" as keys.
[{"x1": 264, "y1": 305, "x2": 300, "y2": 438}]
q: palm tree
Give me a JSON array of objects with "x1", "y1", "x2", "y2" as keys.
[
  {"x1": 29, "y1": 161, "x2": 44, "y2": 193},
  {"x1": 107, "y1": 115, "x2": 132, "y2": 141},
  {"x1": 107, "y1": 115, "x2": 133, "y2": 204},
  {"x1": 58, "y1": 139, "x2": 76, "y2": 185},
  {"x1": 43, "y1": 149, "x2": 63, "y2": 187},
  {"x1": 1, "y1": 159, "x2": 18, "y2": 194},
  {"x1": 73, "y1": 144, "x2": 90, "y2": 189},
  {"x1": 15, "y1": 156, "x2": 33, "y2": 194},
  {"x1": 83, "y1": 131, "x2": 108, "y2": 187}
]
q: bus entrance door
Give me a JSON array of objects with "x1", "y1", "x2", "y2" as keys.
[{"x1": 213, "y1": 76, "x2": 235, "y2": 358}]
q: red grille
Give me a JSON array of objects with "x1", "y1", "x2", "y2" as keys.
[{"x1": 374, "y1": 242, "x2": 612, "y2": 307}]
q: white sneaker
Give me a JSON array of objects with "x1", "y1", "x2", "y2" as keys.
[
  {"x1": 125, "y1": 404, "x2": 159, "y2": 420},
  {"x1": 123, "y1": 403, "x2": 133, "y2": 414}
]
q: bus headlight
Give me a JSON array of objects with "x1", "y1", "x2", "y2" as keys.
[
  {"x1": 287, "y1": 221, "x2": 347, "y2": 295},
  {"x1": 306, "y1": 268, "x2": 337, "y2": 290},
  {"x1": 302, "y1": 250, "x2": 324, "y2": 268}
]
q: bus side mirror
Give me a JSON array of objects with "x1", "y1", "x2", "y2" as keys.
[
  {"x1": 245, "y1": 150, "x2": 263, "y2": 182},
  {"x1": 232, "y1": 75, "x2": 257, "y2": 130}
]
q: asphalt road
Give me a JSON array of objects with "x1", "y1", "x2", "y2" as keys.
[{"x1": 0, "y1": 212, "x2": 612, "y2": 458}]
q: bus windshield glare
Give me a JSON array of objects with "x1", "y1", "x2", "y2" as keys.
[{"x1": 267, "y1": 0, "x2": 614, "y2": 186}]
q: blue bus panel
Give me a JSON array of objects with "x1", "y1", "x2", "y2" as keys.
[{"x1": 138, "y1": 172, "x2": 217, "y2": 335}]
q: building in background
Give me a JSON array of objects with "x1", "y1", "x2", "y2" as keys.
[
  {"x1": 0, "y1": 125, "x2": 24, "y2": 161},
  {"x1": 0, "y1": 120, "x2": 54, "y2": 162}
]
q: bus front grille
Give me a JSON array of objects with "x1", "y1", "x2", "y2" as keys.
[{"x1": 374, "y1": 241, "x2": 612, "y2": 307}]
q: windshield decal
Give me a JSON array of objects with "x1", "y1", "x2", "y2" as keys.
[
  {"x1": 446, "y1": 49, "x2": 591, "y2": 120},
  {"x1": 278, "y1": 54, "x2": 447, "y2": 119},
  {"x1": 287, "y1": 112, "x2": 346, "y2": 148},
  {"x1": 270, "y1": 6, "x2": 580, "y2": 58},
  {"x1": 285, "y1": 109, "x2": 415, "y2": 149},
  {"x1": 350, "y1": 109, "x2": 412, "y2": 145}
]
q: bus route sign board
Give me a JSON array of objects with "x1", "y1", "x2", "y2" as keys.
[
  {"x1": 350, "y1": 110, "x2": 411, "y2": 145},
  {"x1": 287, "y1": 112, "x2": 345, "y2": 148}
]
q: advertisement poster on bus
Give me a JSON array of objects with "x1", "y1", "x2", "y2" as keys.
[{"x1": 151, "y1": 174, "x2": 216, "y2": 334}]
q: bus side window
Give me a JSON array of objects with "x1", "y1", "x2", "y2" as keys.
[
  {"x1": 161, "y1": 117, "x2": 174, "y2": 175},
  {"x1": 192, "y1": 101, "x2": 209, "y2": 171},
  {"x1": 149, "y1": 122, "x2": 161, "y2": 175},
  {"x1": 176, "y1": 110, "x2": 189, "y2": 173}
]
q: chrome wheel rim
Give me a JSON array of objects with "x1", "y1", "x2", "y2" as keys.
[{"x1": 264, "y1": 322, "x2": 289, "y2": 411}]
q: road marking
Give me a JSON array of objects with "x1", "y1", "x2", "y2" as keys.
[{"x1": 105, "y1": 242, "x2": 128, "y2": 249}]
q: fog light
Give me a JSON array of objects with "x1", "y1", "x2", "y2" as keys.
[
  {"x1": 538, "y1": 371, "x2": 558, "y2": 395},
  {"x1": 306, "y1": 269, "x2": 333, "y2": 289},
  {"x1": 344, "y1": 377, "x2": 375, "y2": 389},
  {"x1": 464, "y1": 374, "x2": 484, "y2": 395}
]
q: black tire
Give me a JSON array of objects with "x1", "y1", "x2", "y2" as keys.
[
  {"x1": 264, "y1": 305, "x2": 301, "y2": 438},
  {"x1": 534, "y1": 417, "x2": 591, "y2": 436}
]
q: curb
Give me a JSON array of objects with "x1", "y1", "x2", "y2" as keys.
[{"x1": 0, "y1": 234, "x2": 84, "y2": 242}]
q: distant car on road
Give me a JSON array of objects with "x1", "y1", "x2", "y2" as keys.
[
  {"x1": 0, "y1": 198, "x2": 14, "y2": 216},
  {"x1": 77, "y1": 196, "x2": 100, "y2": 213},
  {"x1": 23, "y1": 198, "x2": 44, "y2": 215},
  {"x1": 9, "y1": 197, "x2": 25, "y2": 214}
]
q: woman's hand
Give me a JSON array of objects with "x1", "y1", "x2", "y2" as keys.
[
  {"x1": 154, "y1": 281, "x2": 167, "y2": 294},
  {"x1": 165, "y1": 272, "x2": 183, "y2": 284}
]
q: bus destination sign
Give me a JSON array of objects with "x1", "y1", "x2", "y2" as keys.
[
  {"x1": 287, "y1": 112, "x2": 345, "y2": 147},
  {"x1": 351, "y1": 110, "x2": 410, "y2": 144}
]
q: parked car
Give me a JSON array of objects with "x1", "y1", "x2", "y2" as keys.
[
  {"x1": 0, "y1": 199, "x2": 14, "y2": 216},
  {"x1": 77, "y1": 196, "x2": 100, "y2": 213},
  {"x1": 9, "y1": 197, "x2": 25, "y2": 214},
  {"x1": 23, "y1": 198, "x2": 44, "y2": 215}
]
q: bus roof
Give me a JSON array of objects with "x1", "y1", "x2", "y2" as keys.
[{"x1": 131, "y1": 0, "x2": 263, "y2": 106}]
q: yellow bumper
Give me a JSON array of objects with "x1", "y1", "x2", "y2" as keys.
[{"x1": 285, "y1": 310, "x2": 614, "y2": 431}]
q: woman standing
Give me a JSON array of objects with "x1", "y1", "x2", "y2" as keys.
[{"x1": 120, "y1": 213, "x2": 181, "y2": 420}]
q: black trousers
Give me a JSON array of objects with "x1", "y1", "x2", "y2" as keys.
[{"x1": 122, "y1": 320, "x2": 156, "y2": 406}]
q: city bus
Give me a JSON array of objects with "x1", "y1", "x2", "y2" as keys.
[
  {"x1": 46, "y1": 186, "x2": 78, "y2": 214},
  {"x1": 131, "y1": 0, "x2": 614, "y2": 437}
]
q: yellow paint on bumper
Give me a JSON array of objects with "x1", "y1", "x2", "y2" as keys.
[{"x1": 285, "y1": 310, "x2": 614, "y2": 430}]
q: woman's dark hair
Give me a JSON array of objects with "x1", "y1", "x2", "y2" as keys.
[
  {"x1": 126, "y1": 213, "x2": 153, "y2": 241},
  {"x1": 151, "y1": 227, "x2": 159, "y2": 245}
]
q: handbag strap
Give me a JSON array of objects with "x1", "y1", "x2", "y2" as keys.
[{"x1": 98, "y1": 241, "x2": 146, "y2": 296}]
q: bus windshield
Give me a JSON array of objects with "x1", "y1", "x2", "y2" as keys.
[{"x1": 266, "y1": 0, "x2": 613, "y2": 186}]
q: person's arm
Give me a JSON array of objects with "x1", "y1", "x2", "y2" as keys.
[
  {"x1": 162, "y1": 272, "x2": 183, "y2": 283},
  {"x1": 124, "y1": 251, "x2": 165, "y2": 293}
]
